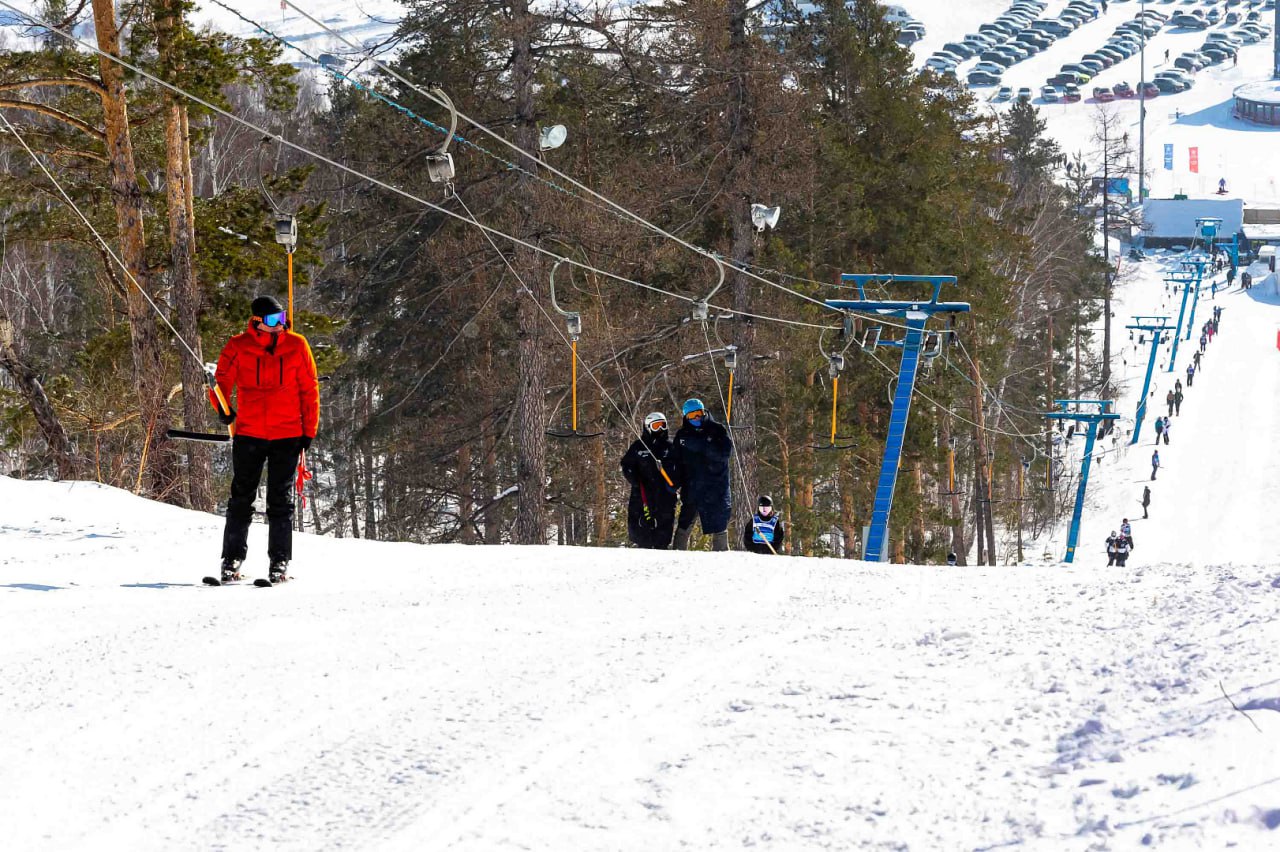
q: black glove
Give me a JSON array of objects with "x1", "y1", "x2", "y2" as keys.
[
  {"x1": 217, "y1": 408, "x2": 237, "y2": 426},
  {"x1": 298, "y1": 435, "x2": 313, "y2": 450}
]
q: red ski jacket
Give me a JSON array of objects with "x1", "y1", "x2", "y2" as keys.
[{"x1": 210, "y1": 322, "x2": 319, "y2": 441}]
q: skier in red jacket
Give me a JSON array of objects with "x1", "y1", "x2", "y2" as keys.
[{"x1": 209, "y1": 295, "x2": 319, "y2": 584}]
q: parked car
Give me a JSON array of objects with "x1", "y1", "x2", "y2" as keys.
[
  {"x1": 972, "y1": 61, "x2": 1006, "y2": 76},
  {"x1": 1017, "y1": 86, "x2": 1033, "y2": 101},
  {"x1": 1083, "y1": 52, "x2": 1116, "y2": 69},
  {"x1": 1078, "y1": 58, "x2": 1106, "y2": 74},
  {"x1": 981, "y1": 51, "x2": 1016, "y2": 67},
  {"x1": 942, "y1": 41, "x2": 978, "y2": 58},
  {"x1": 1207, "y1": 8, "x2": 1221, "y2": 22},
  {"x1": 994, "y1": 86, "x2": 1014, "y2": 101},
  {"x1": 1059, "y1": 64, "x2": 1094, "y2": 82},
  {"x1": 968, "y1": 70, "x2": 1002, "y2": 86},
  {"x1": 1061, "y1": 84, "x2": 1082, "y2": 102},
  {"x1": 1041, "y1": 85, "x2": 1062, "y2": 102},
  {"x1": 1093, "y1": 86, "x2": 1117, "y2": 102},
  {"x1": 1139, "y1": 81, "x2": 1160, "y2": 98},
  {"x1": 1153, "y1": 76, "x2": 1187, "y2": 93},
  {"x1": 1174, "y1": 54, "x2": 1203, "y2": 71},
  {"x1": 1113, "y1": 81, "x2": 1136, "y2": 98},
  {"x1": 1097, "y1": 46, "x2": 1125, "y2": 62}
]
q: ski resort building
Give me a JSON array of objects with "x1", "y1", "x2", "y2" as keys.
[{"x1": 1233, "y1": 80, "x2": 1280, "y2": 127}]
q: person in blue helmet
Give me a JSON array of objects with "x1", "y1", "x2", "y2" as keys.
[{"x1": 672, "y1": 397, "x2": 734, "y2": 551}]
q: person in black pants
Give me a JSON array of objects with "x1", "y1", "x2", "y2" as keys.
[
  {"x1": 620, "y1": 412, "x2": 680, "y2": 549},
  {"x1": 672, "y1": 398, "x2": 734, "y2": 551},
  {"x1": 211, "y1": 295, "x2": 320, "y2": 583}
]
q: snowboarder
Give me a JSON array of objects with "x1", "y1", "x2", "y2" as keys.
[
  {"x1": 1166, "y1": 389, "x2": 1175, "y2": 417},
  {"x1": 672, "y1": 398, "x2": 734, "y2": 551},
  {"x1": 620, "y1": 412, "x2": 680, "y2": 549},
  {"x1": 1186, "y1": 363, "x2": 1195, "y2": 387},
  {"x1": 742, "y1": 495, "x2": 785, "y2": 555},
  {"x1": 1153, "y1": 415, "x2": 1165, "y2": 445},
  {"x1": 1141, "y1": 485, "x2": 1151, "y2": 519},
  {"x1": 1151, "y1": 449, "x2": 1160, "y2": 480},
  {"x1": 210, "y1": 296, "x2": 319, "y2": 585},
  {"x1": 1174, "y1": 389, "x2": 1183, "y2": 415},
  {"x1": 1162, "y1": 418, "x2": 1170, "y2": 445},
  {"x1": 1106, "y1": 531, "x2": 1119, "y2": 567}
]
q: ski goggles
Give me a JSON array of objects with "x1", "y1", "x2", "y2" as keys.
[
  {"x1": 255, "y1": 311, "x2": 288, "y2": 328},
  {"x1": 684, "y1": 409, "x2": 705, "y2": 421},
  {"x1": 647, "y1": 419, "x2": 667, "y2": 432}
]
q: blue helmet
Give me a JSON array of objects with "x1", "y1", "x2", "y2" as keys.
[{"x1": 682, "y1": 398, "x2": 706, "y2": 418}]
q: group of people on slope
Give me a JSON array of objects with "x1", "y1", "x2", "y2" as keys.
[
  {"x1": 1106, "y1": 520, "x2": 1135, "y2": 567},
  {"x1": 620, "y1": 399, "x2": 785, "y2": 554}
]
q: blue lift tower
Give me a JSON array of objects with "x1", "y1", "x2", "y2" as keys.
[
  {"x1": 1045, "y1": 400, "x2": 1119, "y2": 563},
  {"x1": 827, "y1": 275, "x2": 970, "y2": 563},
  {"x1": 1182, "y1": 256, "x2": 1210, "y2": 344},
  {"x1": 1127, "y1": 316, "x2": 1173, "y2": 444}
]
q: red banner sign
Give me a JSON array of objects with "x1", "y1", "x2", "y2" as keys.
[{"x1": 1189, "y1": 146, "x2": 1199, "y2": 174}]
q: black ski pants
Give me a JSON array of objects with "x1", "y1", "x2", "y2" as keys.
[{"x1": 222, "y1": 435, "x2": 302, "y2": 563}]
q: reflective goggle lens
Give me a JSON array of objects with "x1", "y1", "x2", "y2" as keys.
[
  {"x1": 258, "y1": 311, "x2": 287, "y2": 328},
  {"x1": 648, "y1": 419, "x2": 666, "y2": 432},
  {"x1": 686, "y1": 410, "x2": 705, "y2": 420}
]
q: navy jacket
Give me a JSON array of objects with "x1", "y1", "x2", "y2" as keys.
[{"x1": 673, "y1": 416, "x2": 734, "y2": 531}]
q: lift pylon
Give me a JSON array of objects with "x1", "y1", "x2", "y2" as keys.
[
  {"x1": 1125, "y1": 315, "x2": 1173, "y2": 444},
  {"x1": 1044, "y1": 400, "x2": 1119, "y2": 564},
  {"x1": 827, "y1": 274, "x2": 970, "y2": 563}
]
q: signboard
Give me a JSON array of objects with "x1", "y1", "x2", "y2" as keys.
[
  {"x1": 1164, "y1": 143, "x2": 1174, "y2": 170},
  {"x1": 1189, "y1": 146, "x2": 1199, "y2": 174}
]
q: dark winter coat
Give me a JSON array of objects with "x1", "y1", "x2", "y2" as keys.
[
  {"x1": 673, "y1": 416, "x2": 734, "y2": 534},
  {"x1": 620, "y1": 433, "x2": 679, "y2": 548},
  {"x1": 743, "y1": 512, "x2": 785, "y2": 555}
]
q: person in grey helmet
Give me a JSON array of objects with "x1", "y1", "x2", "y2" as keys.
[{"x1": 671, "y1": 397, "x2": 733, "y2": 551}]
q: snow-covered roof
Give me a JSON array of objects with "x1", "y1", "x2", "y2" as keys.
[{"x1": 1142, "y1": 197, "x2": 1244, "y2": 239}]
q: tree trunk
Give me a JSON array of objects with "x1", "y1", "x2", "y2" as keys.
[
  {"x1": 0, "y1": 314, "x2": 79, "y2": 479},
  {"x1": 966, "y1": 323, "x2": 996, "y2": 565},
  {"x1": 362, "y1": 383, "x2": 377, "y2": 540},
  {"x1": 588, "y1": 393, "x2": 610, "y2": 544},
  {"x1": 510, "y1": 0, "x2": 547, "y2": 545},
  {"x1": 726, "y1": 0, "x2": 759, "y2": 538},
  {"x1": 458, "y1": 442, "x2": 476, "y2": 543},
  {"x1": 155, "y1": 0, "x2": 212, "y2": 511},
  {"x1": 91, "y1": 0, "x2": 180, "y2": 501},
  {"x1": 939, "y1": 414, "x2": 966, "y2": 565}
]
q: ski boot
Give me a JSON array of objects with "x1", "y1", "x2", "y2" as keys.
[
  {"x1": 203, "y1": 558, "x2": 242, "y2": 586},
  {"x1": 268, "y1": 560, "x2": 290, "y2": 584}
]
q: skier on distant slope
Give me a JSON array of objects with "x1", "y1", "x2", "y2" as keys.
[
  {"x1": 620, "y1": 412, "x2": 680, "y2": 549},
  {"x1": 1142, "y1": 485, "x2": 1151, "y2": 519},
  {"x1": 1166, "y1": 390, "x2": 1175, "y2": 418},
  {"x1": 672, "y1": 398, "x2": 734, "y2": 551},
  {"x1": 1151, "y1": 449, "x2": 1161, "y2": 480},
  {"x1": 1114, "y1": 532, "x2": 1132, "y2": 567},
  {"x1": 209, "y1": 296, "x2": 319, "y2": 585},
  {"x1": 1153, "y1": 415, "x2": 1165, "y2": 445},
  {"x1": 1106, "y1": 531, "x2": 1120, "y2": 567}
]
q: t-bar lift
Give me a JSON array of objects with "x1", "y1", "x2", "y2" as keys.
[
  {"x1": 1044, "y1": 399, "x2": 1119, "y2": 564},
  {"x1": 827, "y1": 274, "x2": 969, "y2": 563}
]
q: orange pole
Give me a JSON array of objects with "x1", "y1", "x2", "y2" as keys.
[
  {"x1": 571, "y1": 339, "x2": 578, "y2": 432},
  {"x1": 287, "y1": 251, "x2": 294, "y2": 326},
  {"x1": 726, "y1": 371, "x2": 735, "y2": 424},
  {"x1": 948, "y1": 447, "x2": 956, "y2": 493},
  {"x1": 829, "y1": 376, "x2": 839, "y2": 445}
]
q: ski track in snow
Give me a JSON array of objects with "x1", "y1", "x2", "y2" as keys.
[{"x1": 3, "y1": 480, "x2": 1280, "y2": 849}]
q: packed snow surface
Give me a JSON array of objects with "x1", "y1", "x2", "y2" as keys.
[{"x1": 4, "y1": 255, "x2": 1280, "y2": 850}]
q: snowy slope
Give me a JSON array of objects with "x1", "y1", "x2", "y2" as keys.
[{"x1": 4, "y1": 472, "x2": 1280, "y2": 849}]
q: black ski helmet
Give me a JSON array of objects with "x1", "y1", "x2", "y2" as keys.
[
  {"x1": 758, "y1": 495, "x2": 773, "y2": 508},
  {"x1": 251, "y1": 295, "x2": 285, "y2": 318}
]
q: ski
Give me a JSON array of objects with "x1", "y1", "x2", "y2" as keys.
[
  {"x1": 202, "y1": 575, "x2": 244, "y2": 586},
  {"x1": 253, "y1": 576, "x2": 290, "y2": 587}
]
